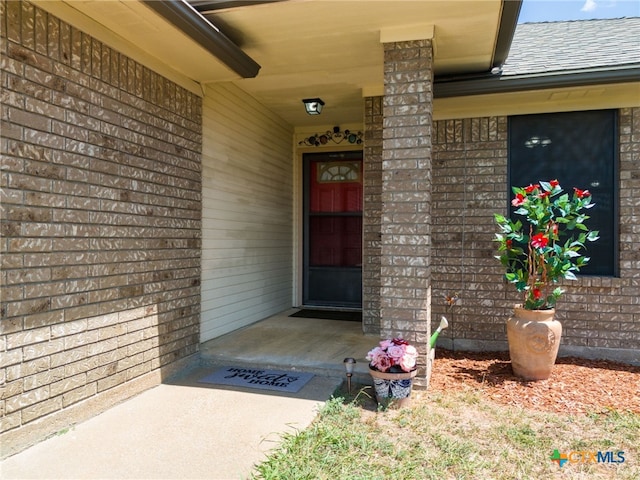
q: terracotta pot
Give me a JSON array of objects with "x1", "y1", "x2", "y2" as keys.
[
  {"x1": 506, "y1": 306, "x2": 562, "y2": 381},
  {"x1": 369, "y1": 368, "x2": 418, "y2": 409}
]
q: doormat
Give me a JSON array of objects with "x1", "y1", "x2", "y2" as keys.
[
  {"x1": 289, "y1": 309, "x2": 362, "y2": 322},
  {"x1": 198, "y1": 367, "x2": 315, "y2": 393}
]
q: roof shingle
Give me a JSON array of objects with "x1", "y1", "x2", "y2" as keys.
[{"x1": 502, "y1": 17, "x2": 640, "y2": 76}]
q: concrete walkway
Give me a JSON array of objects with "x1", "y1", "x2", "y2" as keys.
[
  {"x1": 0, "y1": 365, "x2": 341, "y2": 480},
  {"x1": 1, "y1": 310, "x2": 377, "y2": 479}
]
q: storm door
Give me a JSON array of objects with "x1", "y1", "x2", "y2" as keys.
[{"x1": 303, "y1": 151, "x2": 363, "y2": 308}]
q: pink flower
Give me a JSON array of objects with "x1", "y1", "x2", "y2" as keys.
[
  {"x1": 367, "y1": 347, "x2": 391, "y2": 372},
  {"x1": 368, "y1": 338, "x2": 417, "y2": 373},
  {"x1": 366, "y1": 346, "x2": 385, "y2": 363},
  {"x1": 404, "y1": 345, "x2": 418, "y2": 358},
  {"x1": 511, "y1": 193, "x2": 526, "y2": 207},
  {"x1": 399, "y1": 356, "x2": 417, "y2": 372},
  {"x1": 378, "y1": 356, "x2": 392, "y2": 372},
  {"x1": 399, "y1": 345, "x2": 418, "y2": 372},
  {"x1": 386, "y1": 345, "x2": 406, "y2": 361}
]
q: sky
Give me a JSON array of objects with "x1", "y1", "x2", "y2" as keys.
[{"x1": 518, "y1": 0, "x2": 640, "y2": 23}]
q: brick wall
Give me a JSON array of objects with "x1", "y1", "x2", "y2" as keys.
[
  {"x1": 431, "y1": 108, "x2": 640, "y2": 364},
  {"x1": 1, "y1": 0, "x2": 202, "y2": 455},
  {"x1": 381, "y1": 39, "x2": 434, "y2": 384},
  {"x1": 363, "y1": 96, "x2": 383, "y2": 335}
]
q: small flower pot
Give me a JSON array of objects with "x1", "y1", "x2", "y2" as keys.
[
  {"x1": 369, "y1": 368, "x2": 418, "y2": 409},
  {"x1": 506, "y1": 306, "x2": 562, "y2": 381}
]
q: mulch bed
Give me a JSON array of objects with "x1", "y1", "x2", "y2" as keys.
[{"x1": 428, "y1": 349, "x2": 640, "y2": 415}]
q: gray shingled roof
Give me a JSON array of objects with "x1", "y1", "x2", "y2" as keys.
[{"x1": 502, "y1": 17, "x2": 640, "y2": 76}]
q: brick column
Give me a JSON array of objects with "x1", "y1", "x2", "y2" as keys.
[
  {"x1": 381, "y1": 39, "x2": 434, "y2": 386},
  {"x1": 363, "y1": 96, "x2": 384, "y2": 335}
]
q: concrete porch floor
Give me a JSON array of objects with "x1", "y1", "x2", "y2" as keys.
[{"x1": 199, "y1": 308, "x2": 380, "y2": 384}]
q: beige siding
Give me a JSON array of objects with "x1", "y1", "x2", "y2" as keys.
[{"x1": 201, "y1": 83, "x2": 293, "y2": 341}]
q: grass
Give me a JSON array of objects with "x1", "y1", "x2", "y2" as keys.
[{"x1": 251, "y1": 381, "x2": 639, "y2": 480}]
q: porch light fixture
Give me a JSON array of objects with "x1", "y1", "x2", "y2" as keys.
[
  {"x1": 343, "y1": 357, "x2": 356, "y2": 394},
  {"x1": 302, "y1": 98, "x2": 324, "y2": 115}
]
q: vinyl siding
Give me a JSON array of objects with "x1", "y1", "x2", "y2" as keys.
[{"x1": 200, "y1": 83, "x2": 293, "y2": 341}]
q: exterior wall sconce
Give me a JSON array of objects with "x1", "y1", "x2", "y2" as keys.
[{"x1": 302, "y1": 98, "x2": 324, "y2": 115}]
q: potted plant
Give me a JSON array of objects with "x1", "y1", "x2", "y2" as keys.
[
  {"x1": 494, "y1": 180, "x2": 599, "y2": 380},
  {"x1": 366, "y1": 338, "x2": 419, "y2": 408}
]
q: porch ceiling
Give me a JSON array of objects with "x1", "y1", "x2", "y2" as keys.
[
  {"x1": 41, "y1": 0, "x2": 505, "y2": 127},
  {"x1": 192, "y1": 0, "x2": 505, "y2": 127}
]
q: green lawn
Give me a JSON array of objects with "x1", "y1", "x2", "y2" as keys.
[{"x1": 251, "y1": 382, "x2": 639, "y2": 480}]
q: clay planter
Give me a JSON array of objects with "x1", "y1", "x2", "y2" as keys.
[
  {"x1": 369, "y1": 368, "x2": 418, "y2": 409},
  {"x1": 506, "y1": 306, "x2": 562, "y2": 381}
]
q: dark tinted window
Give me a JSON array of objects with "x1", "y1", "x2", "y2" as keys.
[{"x1": 508, "y1": 110, "x2": 617, "y2": 276}]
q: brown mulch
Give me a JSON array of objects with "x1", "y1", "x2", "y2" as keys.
[{"x1": 428, "y1": 349, "x2": 640, "y2": 415}]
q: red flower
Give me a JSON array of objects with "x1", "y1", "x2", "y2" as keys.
[
  {"x1": 531, "y1": 233, "x2": 548, "y2": 249},
  {"x1": 538, "y1": 191, "x2": 550, "y2": 199},
  {"x1": 549, "y1": 223, "x2": 559, "y2": 236},
  {"x1": 574, "y1": 187, "x2": 590, "y2": 199},
  {"x1": 506, "y1": 239, "x2": 513, "y2": 249},
  {"x1": 550, "y1": 179, "x2": 559, "y2": 188},
  {"x1": 532, "y1": 288, "x2": 542, "y2": 300},
  {"x1": 524, "y1": 184, "x2": 539, "y2": 194},
  {"x1": 511, "y1": 193, "x2": 527, "y2": 207}
]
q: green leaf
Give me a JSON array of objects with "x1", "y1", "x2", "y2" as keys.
[
  {"x1": 515, "y1": 280, "x2": 528, "y2": 291},
  {"x1": 587, "y1": 231, "x2": 600, "y2": 242},
  {"x1": 539, "y1": 180, "x2": 551, "y2": 192}
]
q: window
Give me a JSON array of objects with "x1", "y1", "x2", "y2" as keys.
[
  {"x1": 317, "y1": 161, "x2": 361, "y2": 183},
  {"x1": 508, "y1": 110, "x2": 618, "y2": 276}
]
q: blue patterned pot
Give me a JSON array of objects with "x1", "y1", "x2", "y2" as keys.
[{"x1": 369, "y1": 368, "x2": 418, "y2": 409}]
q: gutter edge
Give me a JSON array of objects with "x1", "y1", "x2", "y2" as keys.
[
  {"x1": 493, "y1": 0, "x2": 523, "y2": 68},
  {"x1": 142, "y1": 0, "x2": 261, "y2": 79},
  {"x1": 434, "y1": 65, "x2": 640, "y2": 98}
]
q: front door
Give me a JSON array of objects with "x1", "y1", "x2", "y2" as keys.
[{"x1": 303, "y1": 151, "x2": 363, "y2": 308}]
